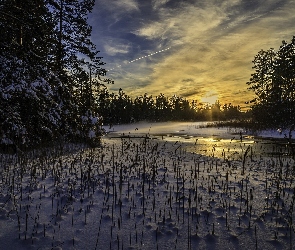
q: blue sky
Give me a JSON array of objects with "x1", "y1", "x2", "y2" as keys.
[{"x1": 89, "y1": 0, "x2": 295, "y2": 109}]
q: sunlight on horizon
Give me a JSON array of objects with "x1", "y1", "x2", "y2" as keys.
[{"x1": 200, "y1": 91, "x2": 218, "y2": 105}]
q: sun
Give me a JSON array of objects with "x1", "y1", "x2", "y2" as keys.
[{"x1": 200, "y1": 91, "x2": 218, "y2": 105}]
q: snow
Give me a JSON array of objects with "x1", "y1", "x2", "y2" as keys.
[
  {"x1": 88, "y1": 130, "x2": 96, "y2": 138},
  {"x1": 0, "y1": 122, "x2": 295, "y2": 249},
  {"x1": 103, "y1": 121, "x2": 295, "y2": 138},
  {"x1": 0, "y1": 136, "x2": 13, "y2": 145}
]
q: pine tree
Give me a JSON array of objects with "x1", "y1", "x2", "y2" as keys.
[
  {"x1": 0, "y1": 0, "x2": 107, "y2": 148},
  {"x1": 47, "y1": 0, "x2": 108, "y2": 145},
  {"x1": 46, "y1": 0, "x2": 106, "y2": 83},
  {"x1": 0, "y1": 0, "x2": 63, "y2": 147},
  {"x1": 247, "y1": 36, "x2": 295, "y2": 127}
]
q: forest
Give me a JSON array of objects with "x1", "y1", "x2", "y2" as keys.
[
  {"x1": 95, "y1": 88, "x2": 246, "y2": 124},
  {"x1": 1, "y1": 0, "x2": 295, "y2": 149}
]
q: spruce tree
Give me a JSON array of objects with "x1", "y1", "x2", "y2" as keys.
[
  {"x1": 0, "y1": 0, "x2": 107, "y2": 148},
  {"x1": 47, "y1": 0, "x2": 107, "y2": 144},
  {"x1": 0, "y1": 0, "x2": 64, "y2": 147},
  {"x1": 247, "y1": 36, "x2": 295, "y2": 127}
]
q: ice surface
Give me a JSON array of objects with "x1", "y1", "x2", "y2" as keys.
[{"x1": 103, "y1": 121, "x2": 293, "y2": 139}]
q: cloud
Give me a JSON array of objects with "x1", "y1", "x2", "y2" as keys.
[
  {"x1": 104, "y1": 44, "x2": 130, "y2": 56},
  {"x1": 129, "y1": 1, "x2": 294, "y2": 102},
  {"x1": 93, "y1": 0, "x2": 295, "y2": 108},
  {"x1": 99, "y1": 0, "x2": 139, "y2": 13},
  {"x1": 92, "y1": 0, "x2": 140, "y2": 28},
  {"x1": 134, "y1": 2, "x2": 228, "y2": 45},
  {"x1": 116, "y1": 0, "x2": 139, "y2": 12},
  {"x1": 151, "y1": 0, "x2": 170, "y2": 9},
  {"x1": 182, "y1": 78, "x2": 195, "y2": 83}
]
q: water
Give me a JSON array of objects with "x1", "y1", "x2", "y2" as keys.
[{"x1": 103, "y1": 121, "x2": 292, "y2": 159}]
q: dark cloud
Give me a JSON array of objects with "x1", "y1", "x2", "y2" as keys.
[
  {"x1": 182, "y1": 78, "x2": 195, "y2": 83},
  {"x1": 179, "y1": 90, "x2": 201, "y2": 98}
]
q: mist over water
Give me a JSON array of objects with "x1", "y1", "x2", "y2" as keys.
[{"x1": 103, "y1": 121, "x2": 292, "y2": 159}]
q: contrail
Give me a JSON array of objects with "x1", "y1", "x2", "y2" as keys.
[{"x1": 107, "y1": 47, "x2": 171, "y2": 72}]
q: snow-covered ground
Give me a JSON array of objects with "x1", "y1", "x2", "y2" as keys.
[{"x1": 0, "y1": 122, "x2": 295, "y2": 249}]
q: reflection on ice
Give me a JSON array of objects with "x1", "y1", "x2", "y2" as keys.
[
  {"x1": 185, "y1": 137, "x2": 256, "y2": 159},
  {"x1": 103, "y1": 121, "x2": 292, "y2": 159}
]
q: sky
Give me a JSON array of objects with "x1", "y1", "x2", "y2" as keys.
[{"x1": 89, "y1": 0, "x2": 295, "y2": 109}]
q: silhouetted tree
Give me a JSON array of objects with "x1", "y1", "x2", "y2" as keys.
[
  {"x1": 247, "y1": 36, "x2": 295, "y2": 127},
  {"x1": 223, "y1": 103, "x2": 241, "y2": 120},
  {"x1": 211, "y1": 101, "x2": 222, "y2": 120},
  {"x1": 155, "y1": 93, "x2": 171, "y2": 120}
]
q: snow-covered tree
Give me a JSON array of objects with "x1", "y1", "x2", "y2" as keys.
[
  {"x1": 46, "y1": 0, "x2": 108, "y2": 145},
  {"x1": 0, "y1": 0, "x2": 107, "y2": 148}
]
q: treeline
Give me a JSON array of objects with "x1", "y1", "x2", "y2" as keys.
[{"x1": 96, "y1": 88, "x2": 248, "y2": 124}]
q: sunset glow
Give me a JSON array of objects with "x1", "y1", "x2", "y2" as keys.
[
  {"x1": 200, "y1": 91, "x2": 218, "y2": 105},
  {"x1": 90, "y1": 0, "x2": 295, "y2": 109}
]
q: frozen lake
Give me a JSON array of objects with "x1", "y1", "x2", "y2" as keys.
[{"x1": 103, "y1": 121, "x2": 293, "y2": 159}]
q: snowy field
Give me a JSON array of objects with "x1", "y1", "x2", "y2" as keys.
[{"x1": 1, "y1": 122, "x2": 295, "y2": 249}]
